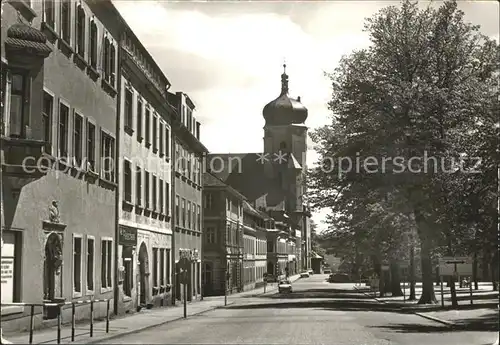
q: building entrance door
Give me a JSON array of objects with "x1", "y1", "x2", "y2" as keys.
[{"x1": 138, "y1": 243, "x2": 149, "y2": 306}]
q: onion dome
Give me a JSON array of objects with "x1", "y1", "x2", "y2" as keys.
[
  {"x1": 263, "y1": 64, "x2": 308, "y2": 126},
  {"x1": 5, "y1": 23, "x2": 52, "y2": 56}
]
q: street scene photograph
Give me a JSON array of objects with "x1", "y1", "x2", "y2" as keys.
[{"x1": 0, "y1": 0, "x2": 499, "y2": 344}]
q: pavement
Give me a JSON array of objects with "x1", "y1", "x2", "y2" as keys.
[
  {"x1": 6, "y1": 274, "x2": 498, "y2": 344},
  {"x1": 87, "y1": 275, "x2": 500, "y2": 344},
  {"x1": 3, "y1": 274, "x2": 301, "y2": 345}
]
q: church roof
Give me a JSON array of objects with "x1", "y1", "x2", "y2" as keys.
[{"x1": 206, "y1": 153, "x2": 288, "y2": 210}]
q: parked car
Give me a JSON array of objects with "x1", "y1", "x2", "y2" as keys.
[
  {"x1": 328, "y1": 273, "x2": 351, "y2": 283},
  {"x1": 323, "y1": 269, "x2": 332, "y2": 274},
  {"x1": 300, "y1": 271, "x2": 310, "y2": 278},
  {"x1": 278, "y1": 279, "x2": 293, "y2": 293}
]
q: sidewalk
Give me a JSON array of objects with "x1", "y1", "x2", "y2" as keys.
[
  {"x1": 354, "y1": 282, "x2": 499, "y2": 333},
  {"x1": 4, "y1": 274, "x2": 301, "y2": 345}
]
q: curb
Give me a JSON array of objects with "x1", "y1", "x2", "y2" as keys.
[
  {"x1": 353, "y1": 285, "x2": 455, "y2": 327},
  {"x1": 414, "y1": 312, "x2": 454, "y2": 326},
  {"x1": 79, "y1": 301, "x2": 235, "y2": 344}
]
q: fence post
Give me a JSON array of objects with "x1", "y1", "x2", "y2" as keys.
[
  {"x1": 90, "y1": 300, "x2": 94, "y2": 338},
  {"x1": 106, "y1": 299, "x2": 110, "y2": 333},
  {"x1": 29, "y1": 305, "x2": 35, "y2": 344},
  {"x1": 71, "y1": 302, "x2": 75, "y2": 342},
  {"x1": 57, "y1": 305, "x2": 62, "y2": 344}
]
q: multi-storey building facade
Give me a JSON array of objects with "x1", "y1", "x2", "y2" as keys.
[
  {"x1": 1, "y1": 0, "x2": 119, "y2": 331},
  {"x1": 116, "y1": 24, "x2": 174, "y2": 314},
  {"x1": 202, "y1": 172, "x2": 244, "y2": 296},
  {"x1": 166, "y1": 92, "x2": 207, "y2": 303},
  {"x1": 242, "y1": 201, "x2": 267, "y2": 291}
]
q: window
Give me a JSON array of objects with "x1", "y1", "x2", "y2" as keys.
[
  {"x1": 124, "y1": 87, "x2": 133, "y2": 131},
  {"x1": 136, "y1": 99, "x2": 143, "y2": 141},
  {"x1": 197, "y1": 205, "x2": 201, "y2": 231},
  {"x1": 203, "y1": 193, "x2": 212, "y2": 209},
  {"x1": 73, "y1": 112, "x2": 83, "y2": 166},
  {"x1": 103, "y1": 36, "x2": 116, "y2": 86},
  {"x1": 145, "y1": 107, "x2": 151, "y2": 146},
  {"x1": 165, "y1": 127, "x2": 170, "y2": 158},
  {"x1": 159, "y1": 179, "x2": 164, "y2": 214},
  {"x1": 165, "y1": 249, "x2": 171, "y2": 284},
  {"x1": 44, "y1": 0, "x2": 55, "y2": 29},
  {"x1": 86, "y1": 121, "x2": 96, "y2": 171},
  {"x1": 152, "y1": 115, "x2": 157, "y2": 152},
  {"x1": 152, "y1": 248, "x2": 158, "y2": 295},
  {"x1": 123, "y1": 160, "x2": 132, "y2": 202},
  {"x1": 101, "y1": 132, "x2": 115, "y2": 182},
  {"x1": 76, "y1": 4, "x2": 85, "y2": 56},
  {"x1": 60, "y1": 0, "x2": 71, "y2": 43},
  {"x1": 187, "y1": 202, "x2": 191, "y2": 229},
  {"x1": 206, "y1": 227, "x2": 215, "y2": 244},
  {"x1": 160, "y1": 249, "x2": 165, "y2": 286},
  {"x1": 59, "y1": 102, "x2": 69, "y2": 159},
  {"x1": 73, "y1": 236, "x2": 82, "y2": 296},
  {"x1": 267, "y1": 241, "x2": 274, "y2": 253},
  {"x1": 181, "y1": 198, "x2": 186, "y2": 227},
  {"x1": 152, "y1": 175, "x2": 157, "y2": 212},
  {"x1": 42, "y1": 92, "x2": 53, "y2": 155},
  {"x1": 89, "y1": 19, "x2": 98, "y2": 69},
  {"x1": 9, "y1": 73, "x2": 29, "y2": 138},
  {"x1": 192, "y1": 205, "x2": 196, "y2": 231},
  {"x1": 165, "y1": 183, "x2": 170, "y2": 216},
  {"x1": 159, "y1": 122, "x2": 164, "y2": 156},
  {"x1": 175, "y1": 196, "x2": 180, "y2": 226},
  {"x1": 101, "y1": 239, "x2": 113, "y2": 290},
  {"x1": 145, "y1": 171, "x2": 150, "y2": 209},
  {"x1": 227, "y1": 198, "x2": 231, "y2": 211},
  {"x1": 86, "y1": 237, "x2": 95, "y2": 292},
  {"x1": 136, "y1": 168, "x2": 142, "y2": 206}
]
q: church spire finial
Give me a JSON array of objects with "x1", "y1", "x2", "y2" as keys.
[{"x1": 281, "y1": 61, "x2": 289, "y2": 95}]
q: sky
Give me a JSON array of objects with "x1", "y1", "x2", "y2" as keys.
[{"x1": 113, "y1": 0, "x2": 499, "y2": 233}]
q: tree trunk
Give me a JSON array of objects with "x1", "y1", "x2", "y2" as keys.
[
  {"x1": 435, "y1": 265, "x2": 441, "y2": 286},
  {"x1": 491, "y1": 250, "x2": 498, "y2": 291},
  {"x1": 482, "y1": 251, "x2": 490, "y2": 281},
  {"x1": 390, "y1": 261, "x2": 403, "y2": 296},
  {"x1": 418, "y1": 241, "x2": 438, "y2": 304},
  {"x1": 473, "y1": 251, "x2": 479, "y2": 290},
  {"x1": 409, "y1": 245, "x2": 416, "y2": 300},
  {"x1": 449, "y1": 275, "x2": 458, "y2": 307}
]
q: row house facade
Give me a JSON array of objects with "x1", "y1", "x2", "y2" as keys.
[
  {"x1": 116, "y1": 24, "x2": 175, "y2": 314},
  {"x1": 202, "y1": 172, "x2": 244, "y2": 296},
  {"x1": 166, "y1": 91, "x2": 207, "y2": 303},
  {"x1": 1, "y1": 0, "x2": 120, "y2": 332},
  {"x1": 242, "y1": 201, "x2": 267, "y2": 291}
]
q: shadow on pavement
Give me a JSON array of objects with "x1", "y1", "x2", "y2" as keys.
[{"x1": 370, "y1": 312, "x2": 499, "y2": 333}]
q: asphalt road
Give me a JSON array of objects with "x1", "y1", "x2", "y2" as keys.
[{"x1": 101, "y1": 274, "x2": 498, "y2": 345}]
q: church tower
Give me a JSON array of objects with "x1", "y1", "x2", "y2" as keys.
[
  {"x1": 262, "y1": 64, "x2": 308, "y2": 169},
  {"x1": 262, "y1": 65, "x2": 308, "y2": 208},
  {"x1": 261, "y1": 64, "x2": 311, "y2": 270}
]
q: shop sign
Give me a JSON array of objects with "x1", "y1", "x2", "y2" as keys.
[
  {"x1": 179, "y1": 249, "x2": 192, "y2": 261},
  {"x1": 119, "y1": 226, "x2": 137, "y2": 246}
]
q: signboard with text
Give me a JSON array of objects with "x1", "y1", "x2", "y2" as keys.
[
  {"x1": 119, "y1": 226, "x2": 137, "y2": 246},
  {"x1": 438, "y1": 257, "x2": 473, "y2": 276}
]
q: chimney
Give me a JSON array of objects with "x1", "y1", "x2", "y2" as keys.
[{"x1": 297, "y1": 96, "x2": 301, "y2": 102}]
